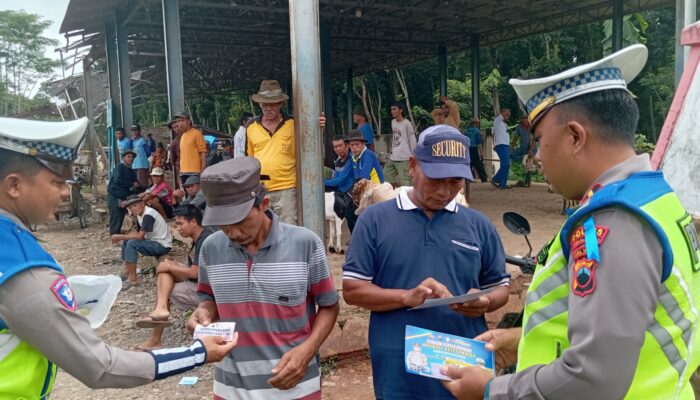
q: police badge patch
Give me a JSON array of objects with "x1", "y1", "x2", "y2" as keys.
[
  {"x1": 50, "y1": 276, "x2": 76, "y2": 311},
  {"x1": 572, "y1": 259, "x2": 597, "y2": 297}
]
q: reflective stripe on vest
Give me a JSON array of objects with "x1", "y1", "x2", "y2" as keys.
[
  {"x1": 0, "y1": 328, "x2": 58, "y2": 399},
  {"x1": 0, "y1": 331, "x2": 20, "y2": 362},
  {"x1": 517, "y1": 172, "x2": 700, "y2": 399}
]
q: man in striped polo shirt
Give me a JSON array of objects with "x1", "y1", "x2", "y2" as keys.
[{"x1": 188, "y1": 157, "x2": 339, "y2": 400}]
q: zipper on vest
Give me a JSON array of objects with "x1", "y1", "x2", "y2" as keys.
[{"x1": 556, "y1": 341, "x2": 562, "y2": 358}]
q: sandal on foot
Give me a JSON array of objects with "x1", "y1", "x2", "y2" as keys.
[{"x1": 135, "y1": 315, "x2": 173, "y2": 329}]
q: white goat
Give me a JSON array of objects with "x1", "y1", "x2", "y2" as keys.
[
  {"x1": 324, "y1": 192, "x2": 345, "y2": 254},
  {"x1": 352, "y1": 180, "x2": 469, "y2": 215}
]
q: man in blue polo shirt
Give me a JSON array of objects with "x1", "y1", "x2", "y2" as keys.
[{"x1": 343, "y1": 125, "x2": 510, "y2": 400}]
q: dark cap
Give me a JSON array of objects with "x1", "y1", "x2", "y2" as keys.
[
  {"x1": 183, "y1": 175, "x2": 200, "y2": 186},
  {"x1": 130, "y1": 124, "x2": 141, "y2": 131},
  {"x1": 121, "y1": 150, "x2": 136, "y2": 158},
  {"x1": 345, "y1": 129, "x2": 366, "y2": 143},
  {"x1": 414, "y1": 125, "x2": 473, "y2": 181},
  {"x1": 174, "y1": 111, "x2": 191, "y2": 120},
  {"x1": 122, "y1": 194, "x2": 143, "y2": 208},
  {"x1": 200, "y1": 157, "x2": 262, "y2": 226},
  {"x1": 352, "y1": 107, "x2": 366, "y2": 118}
]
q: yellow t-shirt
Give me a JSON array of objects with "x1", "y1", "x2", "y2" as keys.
[
  {"x1": 246, "y1": 117, "x2": 296, "y2": 191},
  {"x1": 179, "y1": 128, "x2": 208, "y2": 174}
]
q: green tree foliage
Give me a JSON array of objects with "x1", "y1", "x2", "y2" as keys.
[
  {"x1": 0, "y1": 10, "x2": 60, "y2": 116},
  {"x1": 112, "y1": 6, "x2": 679, "y2": 149}
]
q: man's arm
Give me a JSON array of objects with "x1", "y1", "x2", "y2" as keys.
[
  {"x1": 111, "y1": 230, "x2": 146, "y2": 243},
  {"x1": 0, "y1": 268, "x2": 235, "y2": 387},
  {"x1": 268, "y1": 303, "x2": 339, "y2": 390},
  {"x1": 268, "y1": 237, "x2": 340, "y2": 390},
  {"x1": 431, "y1": 108, "x2": 443, "y2": 124},
  {"x1": 343, "y1": 278, "x2": 452, "y2": 312},
  {"x1": 488, "y1": 208, "x2": 662, "y2": 400},
  {"x1": 445, "y1": 99, "x2": 460, "y2": 117},
  {"x1": 187, "y1": 299, "x2": 219, "y2": 332},
  {"x1": 324, "y1": 158, "x2": 352, "y2": 188},
  {"x1": 246, "y1": 129, "x2": 254, "y2": 157},
  {"x1": 200, "y1": 152, "x2": 207, "y2": 173}
]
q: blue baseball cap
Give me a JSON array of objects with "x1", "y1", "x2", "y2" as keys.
[{"x1": 415, "y1": 125, "x2": 473, "y2": 181}]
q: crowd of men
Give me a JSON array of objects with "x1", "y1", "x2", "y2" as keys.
[{"x1": 3, "y1": 44, "x2": 700, "y2": 400}]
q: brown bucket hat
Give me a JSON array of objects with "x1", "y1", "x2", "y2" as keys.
[
  {"x1": 251, "y1": 80, "x2": 289, "y2": 104},
  {"x1": 345, "y1": 129, "x2": 367, "y2": 143},
  {"x1": 200, "y1": 157, "x2": 263, "y2": 226}
]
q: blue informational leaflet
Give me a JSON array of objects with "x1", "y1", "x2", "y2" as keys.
[{"x1": 404, "y1": 325, "x2": 495, "y2": 380}]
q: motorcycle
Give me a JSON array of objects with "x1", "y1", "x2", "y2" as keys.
[
  {"x1": 503, "y1": 212, "x2": 537, "y2": 275},
  {"x1": 497, "y1": 212, "x2": 538, "y2": 330}
]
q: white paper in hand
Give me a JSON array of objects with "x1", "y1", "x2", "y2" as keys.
[
  {"x1": 409, "y1": 288, "x2": 493, "y2": 310},
  {"x1": 193, "y1": 322, "x2": 237, "y2": 342}
]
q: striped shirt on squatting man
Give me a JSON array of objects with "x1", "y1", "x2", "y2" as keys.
[{"x1": 197, "y1": 210, "x2": 339, "y2": 400}]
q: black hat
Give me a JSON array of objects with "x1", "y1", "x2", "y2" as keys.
[
  {"x1": 130, "y1": 124, "x2": 141, "y2": 131},
  {"x1": 345, "y1": 129, "x2": 366, "y2": 143},
  {"x1": 122, "y1": 194, "x2": 143, "y2": 208}
]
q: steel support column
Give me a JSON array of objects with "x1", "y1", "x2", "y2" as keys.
[
  {"x1": 115, "y1": 11, "x2": 133, "y2": 129},
  {"x1": 675, "y1": 0, "x2": 696, "y2": 86},
  {"x1": 162, "y1": 0, "x2": 186, "y2": 117},
  {"x1": 289, "y1": 0, "x2": 324, "y2": 238},
  {"x1": 438, "y1": 45, "x2": 447, "y2": 97},
  {"x1": 346, "y1": 68, "x2": 353, "y2": 134},
  {"x1": 612, "y1": 0, "x2": 624, "y2": 52},
  {"x1": 320, "y1": 22, "x2": 334, "y2": 166},
  {"x1": 104, "y1": 21, "x2": 121, "y2": 128},
  {"x1": 471, "y1": 35, "x2": 480, "y2": 119}
]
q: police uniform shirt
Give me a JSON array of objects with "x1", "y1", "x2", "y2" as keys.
[
  {"x1": 0, "y1": 208, "x2": 156, "y2": 388},
  {"x1": 489, "y1": 154, "x2": 665, "y2": 399}
]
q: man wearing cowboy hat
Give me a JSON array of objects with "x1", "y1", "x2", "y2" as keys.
[
  {"x1": 324, "y1": 129, "x2": 384, "y2": 232},
  {"x1": 441, "y1": 45, "x2": 700, "y2": 400},
  {"x1": 173, "y1": 111, "x2": 208, "y2": 187},
  {"x1": 188, "y1": 157, "x2": 339, "y2": 399},
  {"x1": 0, "y1": 117, "x2": 238, "y2": 398},
  {"x1": 246, "y1": 79, "x2": 326, "y2": 225},
  {"x1": 352, "y1": 107, "x2": 375, "y2": 152}
]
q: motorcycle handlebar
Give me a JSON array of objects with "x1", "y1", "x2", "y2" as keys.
[{"x1": 505, "y1": 255, "x2": 536, "y2": 275}]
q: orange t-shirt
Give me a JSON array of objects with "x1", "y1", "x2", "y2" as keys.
[{"x1": 179, "y1": 128, "x2": 208, "y2": 174}]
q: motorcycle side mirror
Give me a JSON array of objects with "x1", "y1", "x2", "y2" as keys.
[
  {"x1": 503, "y1": 212, "x2": 531, "y2": 235},
  {"x1": 503, "y1": 212, "x2": 533, "y2": 258}
]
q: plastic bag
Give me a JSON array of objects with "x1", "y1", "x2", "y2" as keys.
[{"x1": 67, "y1": 275, "x2": 122, "y2": 329}]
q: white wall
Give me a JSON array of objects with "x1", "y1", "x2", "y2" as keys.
[{"x1": 662, "y1": 59, "x2": 700, "y2": 215}]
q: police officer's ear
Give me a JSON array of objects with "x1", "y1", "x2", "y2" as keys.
[
  {"x1": 1, "y1": 173, "x2": 26, "y2": 200},
  {"x1": 566, "y1": 120, "x2": 589, "y2": 157}
]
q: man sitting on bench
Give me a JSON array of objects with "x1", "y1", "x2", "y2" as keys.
[
  {"x1": 111, "y1": 195, "x2": 172, "y2": 289},
  {"x1": 134, "y1": 205, "x2": 213, "y2": 350}
]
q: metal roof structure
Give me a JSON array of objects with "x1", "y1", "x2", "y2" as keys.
[{"x1": 60, "y1": 0, "x2": 674, "y2": 94}]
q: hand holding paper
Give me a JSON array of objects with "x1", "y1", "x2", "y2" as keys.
[
  {"x1": 194, "y1": 322, "x2": 237, "y2": 342},
  {"x1": 450, "y1": 288, "x2": 491, "y2": 318},
  {"x1": 401, "y1": 277, "x2": 453, "y2": 308},
  {"x1": 409, "y1": 288, "x2": 492, "y2": 310}
]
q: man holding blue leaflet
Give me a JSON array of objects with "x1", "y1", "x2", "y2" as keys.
[{"x1": 342, "y1": 124, "x2": 510, "y2": 400}]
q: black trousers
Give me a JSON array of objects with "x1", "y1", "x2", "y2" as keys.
[
  {"x1": 469, "y1": 147, "x2": 488, "y2": 182},
  {"x1": 107, "y1": 194, "x2": 126, "y2": 235},
  {"x1": 346, "y1": 201, "x2": 358, "y2": 233}
]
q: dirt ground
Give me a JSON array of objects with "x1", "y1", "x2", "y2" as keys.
[{"x1": 45, "y1": 181, "x2": 565, "y2": 399}]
